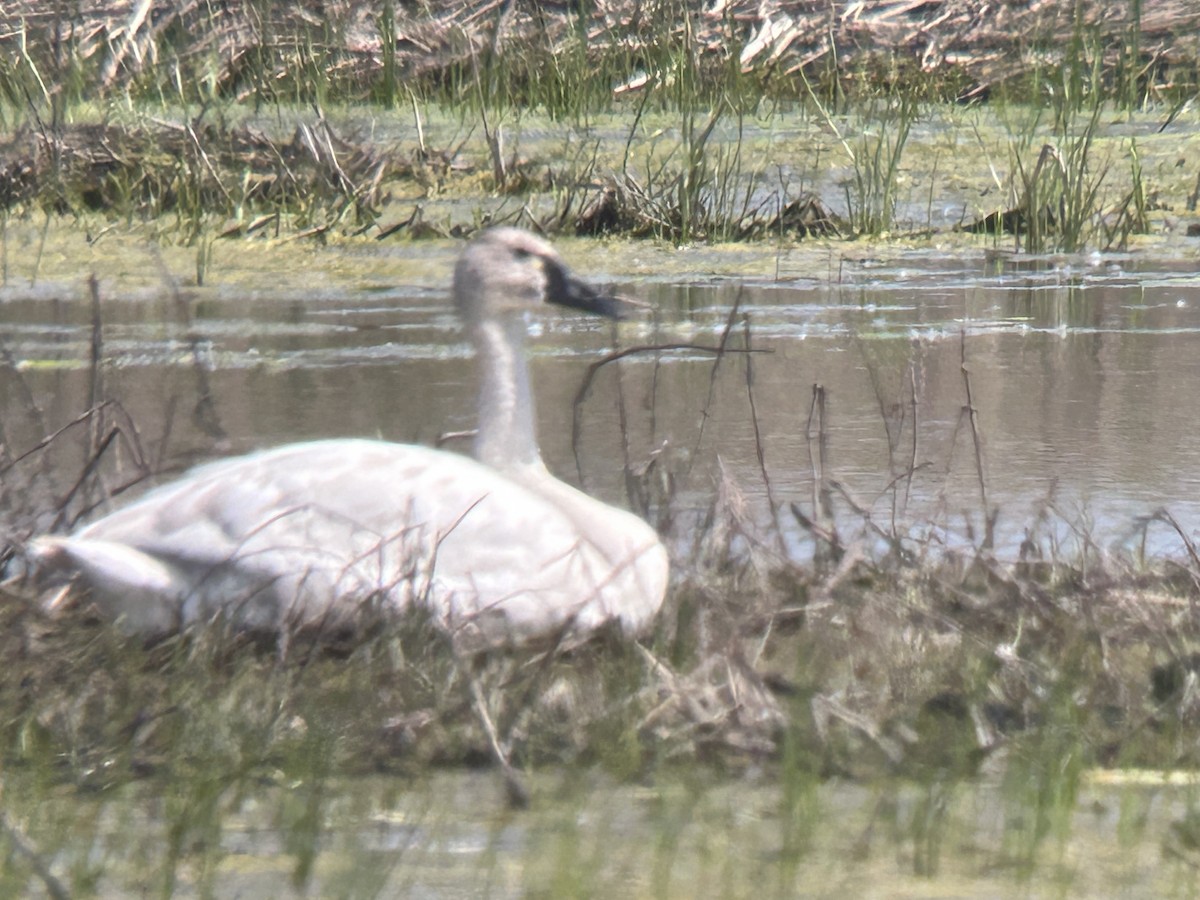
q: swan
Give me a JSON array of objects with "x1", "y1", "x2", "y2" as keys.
[{"x1": 30, "y1": 227, "x2": 669, "y2": 650}]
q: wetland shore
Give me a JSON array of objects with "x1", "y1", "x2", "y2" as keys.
[{"x1": 4, "y1": 2, "x2": 1200, "y2": 897}]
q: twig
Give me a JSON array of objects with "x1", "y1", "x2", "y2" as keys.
[
  {"x1": 829, "y1": 480, "x2": 917, "y2": 566},
  {"x1": 805, "y1": 383, "x2": 835, "y2": 529},
  {"x1": 49, "y1": 426, "x2": 120, "y2": 533},
  {"x1": 693, "y1": 288, "x2": 745, "y2": 466},
  {"x1": 86, "y1": 275, "x2": 107, "y2": 489},
  {"x1": 607, "y1": 321, "x2": 637, "y2": 506},
  {"x1": 789, "y1": 501, "x2": 842, "y2": 554},
  {"x1": 467, "y1": 673, "x2": 529, "y2": 809},
  {"x1": 959, "y1": 332, "x2": 990, "y2": 533},
  {"x1": 1148, "y1": 508, "x2": 1200, "y2": 599},
  {"x1": 185, "y1": 123, "x2": 234, "y2": 207},
  {"x1": 149, "y1": 249, "x2": 227, "y2": 444},
  {"x1": 741, "y1": 314, "x2": 786, "y2": 555},
  {"x1": 570, "y1": 341, "x2": 768, "y2": 484},
  {"x1": 907, "y1": 362, "x2": 919, "y2": 512},
  {"x1": 0, "y1": 402, "x2": 114, "y2": 475}
]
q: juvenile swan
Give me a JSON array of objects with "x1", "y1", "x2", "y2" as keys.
[{"x1": 32, "y1": 228, "x2": 669, "y2": 648}]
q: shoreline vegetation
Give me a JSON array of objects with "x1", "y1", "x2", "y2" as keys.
[
  {"x1": 0, "y1": 1, "x2": 1197, "y2": 247},
  {"x1": 3, "y1": 2, "x2": 1200, "y2": 894}
]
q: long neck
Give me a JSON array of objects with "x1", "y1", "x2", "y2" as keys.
[{"x1": 471, "y1": 315, "x2": 546, "y2": 472}]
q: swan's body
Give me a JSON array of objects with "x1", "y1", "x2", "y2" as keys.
[{"x1": 32, "y1": 228, "x2": 668, "y2": 649}]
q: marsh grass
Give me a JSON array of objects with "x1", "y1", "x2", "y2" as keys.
[
  {"x1": 0, "y1": 4, "x2": 846, "y2": 248},
  {"x1": 0, "y1": 20, "x2": 1172, "y2": 254},
  {"x1": 967, "y1": 89, "x2": 1152, "y2": 253},
  {"x1": 960, "y1": 19, "x2": 1156, "y2": 253},
  {"x1": 11, "y1": 505, "x2": 1191, "y2": 895},
  {"x1": 4, "y1": 1, "x2": 1191, "y2": 122},
  {"x1": 1026, "y1": 90, "x2": 1109, "y2": 254},
  {"x1": 0, "y1": 117, "x2": 414, "y2": 241},
  {"x1": 820, "y1": 90, "x2": 918, "y2": 238}
]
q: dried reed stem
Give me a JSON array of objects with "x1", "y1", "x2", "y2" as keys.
[
  {"x1": 569, "y1": 341, "x2": 766, "y2": 484},
  {"x1": 741, "y1": 313, "x2": 786, "y2": 555},
  {"x1": 468, "y1": 673, "x2": 529, "y2": 809},
  {"x1": 959, "y1": 332, "x2": 990, "y2": 527}
]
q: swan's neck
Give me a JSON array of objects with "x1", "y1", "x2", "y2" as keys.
[{"x1": 471, "y1": 315, "x2": 545, "y2": 472}]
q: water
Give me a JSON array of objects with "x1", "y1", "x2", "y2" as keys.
[
  {"x1": 635, "y1": 250, "x2": 1200, "y2": 557},
  {"x1": 15, "y1": 769, "x2": 1200, "y2": 897},
  {"x1": 5, "y1": 237, "x2": 1200, "y2": 562}
]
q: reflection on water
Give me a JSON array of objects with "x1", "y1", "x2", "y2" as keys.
[{"x1": 5, "y1": 247, "x2": 1200, "y2": 559}]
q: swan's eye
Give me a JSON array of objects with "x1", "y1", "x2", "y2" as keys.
[{"x1": 512, "y1": 247, "x2": 533, "y2": 261}]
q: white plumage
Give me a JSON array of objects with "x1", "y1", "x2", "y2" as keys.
[{"x1": 32, "y1": 228, "x2": 669, "y2": 649}]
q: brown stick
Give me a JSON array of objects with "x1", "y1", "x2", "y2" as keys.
[
  {"x1": 468, "y1": 673, "x2": 529, "y2": 809},
  {"x1": 741, "y1": 313, "x2": 786, "y2": 555},
  {"x1": 959, "y1": 331, "x2": 989, "y2": 520}
]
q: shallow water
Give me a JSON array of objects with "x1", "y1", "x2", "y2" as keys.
[
  {"x1": 4, "y1": 233, "x2": 1200, "y2": 561},
  {"x1": 15, "y1": 768, "x2": 1200, "y2": 897}
]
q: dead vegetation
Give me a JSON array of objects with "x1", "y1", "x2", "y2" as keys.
[
  {"x1": 7, "y1": 479, "x2": 1200, "y2": 786},
  {"x1": 0, "y1": 118, "x2": 428, "y2": 237},
  {"x1": 1, "y1": 1, "x2": 1196, "y2": 105},
  {"x1": 0, "y1": 5, "x2": 1197, "y2": 894},
  {"x1": 0, "y1": 3, "x2": 1182, "y2": 246}
]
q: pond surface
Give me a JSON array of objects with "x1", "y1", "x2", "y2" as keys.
[{"x1": 4, "y1": 233, "x2": 1200, "y2": 561}]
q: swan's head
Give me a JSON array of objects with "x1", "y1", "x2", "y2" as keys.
[{"x1": 453, "y1": 227, "x2": 630, "y2": 324}]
